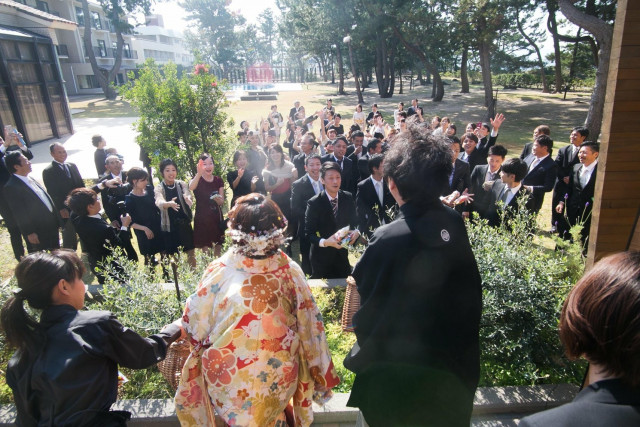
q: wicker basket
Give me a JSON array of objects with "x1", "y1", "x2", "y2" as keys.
[
  {"x1": 341, "y1": 276, "x2": 360, "y2": 333},
  {"x1": 157, "y1": 338, "x2": 191, "y2": 390}
]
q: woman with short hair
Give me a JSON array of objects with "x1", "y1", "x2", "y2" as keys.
[
  {"x1": 154, "y1": 158, "x2": 195, "y2": 267},
  {"x1": 520, "y1": 251, "x2": 640, "y2": 426}
]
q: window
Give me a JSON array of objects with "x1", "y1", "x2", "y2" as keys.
[
  {"x1": 76, "y1": 75, "x2": 100, "y2": 89},
  {"x1": 123, "y1": 43, "x2": 131, "y2": 58},
  {"x1": 75, "y1": 7, "x2": 84, "y2": 26},
  {"x1": 91, "y1": 12, "x2": 102, "y2": 30},
  {"x1": 36, "y1": 0, "x2": 49, "y2": 13},
  {"x1": 98, "y1": 40, "x2": 107, "y2": 57}
]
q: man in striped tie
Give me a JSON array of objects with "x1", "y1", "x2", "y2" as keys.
[{"x1": 304, "y1": 162, "x2": 358, "y2": 279}]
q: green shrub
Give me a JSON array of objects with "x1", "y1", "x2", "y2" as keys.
[{"x1": 467, "y1": 197, "x2": 587, "y2": 386}]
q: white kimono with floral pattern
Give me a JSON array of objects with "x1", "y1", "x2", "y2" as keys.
[{"x1": 175, "y1": 249, "x2": 339, "y2": 426}]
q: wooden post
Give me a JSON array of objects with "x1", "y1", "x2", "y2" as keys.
[{"x1": 587, "y1": 0, "x2": 640, "y2": 267}]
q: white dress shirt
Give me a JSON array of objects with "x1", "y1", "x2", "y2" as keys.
[{"x1": 14, "y1": 174, "x2": 54, "y2": 212}]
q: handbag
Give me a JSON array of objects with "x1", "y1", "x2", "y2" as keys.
[{"x1": 341, "y1": 276, "x2": 360, "y2": 333}]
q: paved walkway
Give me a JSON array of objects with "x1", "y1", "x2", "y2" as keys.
[{"x1": 29, "y1": 116, "x2": 143, "y2": 185}]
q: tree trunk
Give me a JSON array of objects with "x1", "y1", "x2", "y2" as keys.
[
  {"x1": 374, "y1": 33, "x2": 394, "y2": 98},
  {"x1": 478, "y1": 39, "x2": 495, "y2": 120},
  {"x1": 336, "y1": 45, "x2": 345, "y2": 94},
  {"x1": 393, "y1": 27, "x2": 444, "y2": 101},
  {"x1": 547, "y1": 1, "x2": 564, "y2": 92},
  {"x1": 347, "y1": 40, "x2": 364, "y2": 103},
  {"x1": 398, "y1": 68, "x2": 403, "y2": 95},
  {"x1": 558, "y1": 0, "x2": 613, "y2": 140},
  {"x1": 81, "y1": 0, "x2": 121, "y2": 99},
  {"x1": 460, "y1": 45, "x2": 470, "y2": 93},
  {"x1": 516, "y1": 14, "x2": 549, "y2": 93}
]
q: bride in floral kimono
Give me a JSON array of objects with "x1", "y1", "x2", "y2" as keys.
[{"x1": 175, "y1": 193, "x2": 340, "y2": 426}]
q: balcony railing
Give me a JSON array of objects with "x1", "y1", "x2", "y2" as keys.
[{"x1": 113, "y1": 49, "x2": 138, "y2": 59}]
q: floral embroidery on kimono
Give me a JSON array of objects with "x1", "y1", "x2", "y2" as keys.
[{"x1": 175, "y1": 250, "x2": 339, "y2": 426}]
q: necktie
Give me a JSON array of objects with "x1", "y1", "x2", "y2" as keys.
[
  {"x1": 580, "y1": 167, "x2": 589, "y2": 188},
  {"x1": 29, "y1": 178, "x2": 54, "y2": 212},
  {"x1": 375, "y1": 181, "x2": 383, "y2": 205},
  {"x1": 529, "y1": 158, "x2": 539, "y2": 171},
  {"x1": 331, "y1": 198, "x2": 338, "y2": 218},
  {"x1": 312, "y1": 180, "x2": 319, "y2": 195}
]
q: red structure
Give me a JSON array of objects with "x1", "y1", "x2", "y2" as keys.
[{"x1": 246, "y1": 62, "x2": 273, "y2": 83}]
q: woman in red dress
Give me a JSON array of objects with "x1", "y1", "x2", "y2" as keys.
[{"x1": 189, "y1": 153, "x2": 225, "y2": 256}]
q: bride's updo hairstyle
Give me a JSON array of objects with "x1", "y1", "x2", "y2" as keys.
[{"x1": 226, "y1": 193, "x2": 288, "y2": 258}]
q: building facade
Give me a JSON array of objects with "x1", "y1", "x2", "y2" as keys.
[
  {"x1": 132, "y1": 15, "x2": 193, "y2": 68},
  {"x1": 0, "y1": 0, "x2": 74, "y2": 143}
]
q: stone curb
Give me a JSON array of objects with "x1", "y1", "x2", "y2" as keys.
[{"x1": 0, "y1": 385, "x2": 578, "y2": 426}]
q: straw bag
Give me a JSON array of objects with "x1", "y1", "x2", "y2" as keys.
[
  {"x1": 341, "y1": 276, "x2": 360, "y2": 332},
  {"x1": 157, "y1": 338, "x2": 190, "y2": 390}
]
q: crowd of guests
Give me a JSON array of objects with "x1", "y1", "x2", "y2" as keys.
[
  {"x1": 227, "y1": 99, "x2": 599, "y2": 279},
  {"x1": 2, "y1": 116, "x2": 637, "y2": 427}
]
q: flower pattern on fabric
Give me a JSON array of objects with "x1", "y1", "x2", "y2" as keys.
[
  {"x1": 202, "y1": 348, "x2": 237, "y2": 387},
  {"x1": 240, "y1": 274, "x2": 280, "y2": 314},
  {"x1": 175, "y1": 250, "x2": 339, "y2": 427}
]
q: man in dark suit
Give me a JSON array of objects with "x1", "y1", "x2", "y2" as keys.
[
  {"x1": 474, "y1": 113, "x2": 504, "y2": 157},
  {"x1": 344, "y1": 126, "x2": 482, "y2": 426},
  {"x1": 3, "y1": 151, "x2": 60, "y2": 253},
  {"x1": 321, "y1": 136, "x2": 354, "y2": 193},
  {"x1": 465, "y1": 145, "x2": 507, "y2": 220},
  {"x1": 555, "y1": 141, "x2": 599, "y2": 245},
  {"x1": 346, "y1": 130, "x2": 365, "y2": 159},
  {"x1": 67, "y1": 187, "x2": 135, "y2": 284},
  {"x1": 519, "y1": 125, "x2": 551, "y2": 160},
  {"x1": 551, "y1": 126, "x2": 588, "y2": 232},
  {"x1": 288, "y1": 100, "x2": 300, "y2": 121},
  {"x1": 458, "y1": 132, "x2": 486, "y2": 172},
  {"x1": 95, "y1": 155, "x2": 138, "y2": 261},
  {"x1": 485, "y1": 158, "x2": 535, "y2": 227},
  {"x1": 522, "y1": 135, "x2": 558, "y2": 214},
  {"x1": 356, "y1": 154, "x2": 395, "y2": 238},
  {"x1": 0, "y1": 130, "x2": 32, "y2": 260},
  {"x1": 406, "y1": 98, "x2": 423, "y2": 118},
  {"x1": 42, "y1": 143, "x2": 85, "y2": 249},
  {"x1": 304, "y1": 162, "x2": 358, "y2": 279},
  {"x1": 290, "y1": 154, "x2": 323, "y2": 275},
  {"x1": 443, "y1": 138, "x2": 471, "y2": 200},
  {"x1": 365, "y1": 104, "x2": 382, "y2": 125},
  {"x1": 356, "y1": 138, "x2": 383, "y2": 183},
  {"x1": 292, "y1": 133, "x2": 316, "y2": 178}
]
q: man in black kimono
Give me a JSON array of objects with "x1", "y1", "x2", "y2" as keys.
[{"x1": 344, "y1": 124, "x2": 482, "y2": 427}]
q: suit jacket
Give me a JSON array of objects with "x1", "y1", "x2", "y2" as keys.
[
  {"x1": 522, "y1": 155, "x2": 558, "y2": 213},
  {"x1": 477, "y1": 133, "x2": 497, "y2": 158},
  {"x1": 4, "y1": 174, "x2": 60, "y2": 249},
  {"x1": 566, "y1": 163, "x2": 597, "y2": 225},
  {"x1": 42, "y1": 161, "x2": 85, "y2": 212},
  {"x1": 553, "y1": 144, "x2": 581, "y2": 202},
  {"x1": 467, "y1": 164, "x2": 501, "y2": 216},
  {"x1": 442, "y1": 159, "x2": 471, "y2": 196},
  {"x1": 458, "y1": 148, "x2": 486, "y2": 172},
  {"x1": 292, "y1": 152, "x2": 308, "y2": 179},
  {"x1": 94, "y1": 148, "x2": 107, "y2": 176},
  {"x1": 290, "y1": 174, "x2": 319, "y2": 233},
  {"x1": 344, "y1": 201, "x2": 482, "y2": 425},
  {"x1": 519, "y1": 379, "x2": 640, "y2": 427},
  {"x1": 484, "y1": 180, "x2": 535, "y2": 227},
  {"x1": 356, "y1": 154, "x2": 371, "y2": 183},
  {"x1": 97, "y1": 171, "x2": 132, "y2": 221},
  {"x1": 321, "y1": 154, "x2": 354, "y2": 193},
  {"x1": 72, "y1": 214, "x2": 134, "y2": 282},
  {"x1": 304, "y1": 190, "x2": 357, "y2": 278},
  {"x1": 356, "y1": 176, "x2": 395, "y2": 237},
  {"x1": 520, "y1": 142, "x2": 533, "y2": 160}
]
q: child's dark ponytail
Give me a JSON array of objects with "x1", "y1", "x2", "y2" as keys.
[{"x1": 0, "y1": 250, "x2": 85, "y2": 353}]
